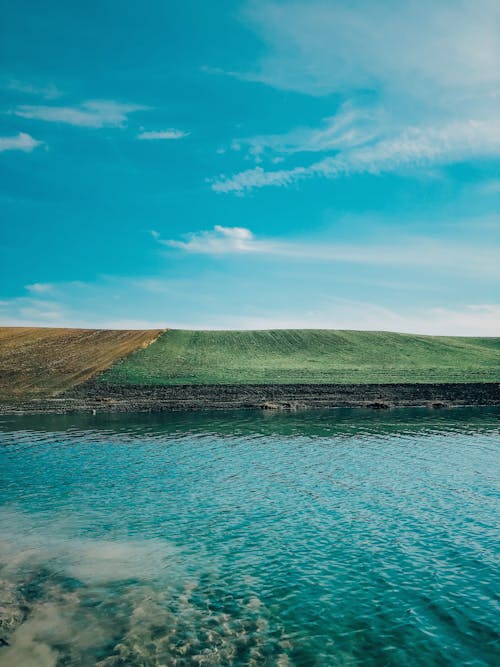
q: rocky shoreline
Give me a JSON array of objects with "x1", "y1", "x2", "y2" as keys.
[{"x1": 0, "y1": 381, "x2": 498, "y2": 414}]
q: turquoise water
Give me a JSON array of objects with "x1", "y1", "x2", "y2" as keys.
[{"x1": 0, "y1": 407, "x2": 499, "y2": 666}]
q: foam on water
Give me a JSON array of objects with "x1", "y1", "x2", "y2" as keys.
[{"x1": 0, "y1": 407, "x2": 499, "y2": 665}]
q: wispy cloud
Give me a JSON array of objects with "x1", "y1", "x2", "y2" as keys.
[
  {"x1": 18, "y1": 304, "x2": 63, "y2": 321},
  {"x1": 161, "y1": 225, "x2": 500, "y2": 278},
  {"x1": 230, "y1": 101, "x2": 383, "y2": 160},
  {"x1": 7, "y1": 80, "x2": 61, "y2": 99},
  {"x1": 0, "y1": 297, "x2": 65, "y2": 323},
  {"x1": 165, "y1": 225, "x2": 256, "y2": 253},
  {"x1": 0, "y1": 132, "x2": 43, "y2": 153},
  {"x1": 1, "y1": 276, "x2": 498, "y2": 336},
  {"x1": 2, "y1": 289, "x2": 498, "y2": 336},
  {"x1": 13, "y1": 100, "x2": 148, "y2": 128},
  {"x1": 137, "y1": 129, "x2": 189, "y2": 140},
  {"x1": 0, "y1": 283, "x2": 86, "y2": 327},
  {"x1": 198, "y1": 302, "x2": 500, "y2": 337},
  {"x1": 241, "y1": 0, "x2": 500, "y2": 100},
  {"x1": 209, "y1": 1, "x2": 500, "y2": 192},
  {"x1": 213, "y1": 117, "x2": 500, "y2": 193},
  {"x1": 25, "y1": 282, "x2": 55, "y2": 294}
]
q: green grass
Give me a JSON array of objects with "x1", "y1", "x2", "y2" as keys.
[{"x1": 98, "y1": 329, "x2": 500, "y2": 385}]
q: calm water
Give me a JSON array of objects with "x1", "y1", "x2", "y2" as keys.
[{"x1": 0, "y1": 407, "x2": 499, "y2": 666}]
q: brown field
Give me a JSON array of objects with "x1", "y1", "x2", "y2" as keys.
[{"x1": 0, "y1": 327, "x2": 163, "y2": 400}]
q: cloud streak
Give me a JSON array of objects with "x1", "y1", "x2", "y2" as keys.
[
  {"x1": 162, "y1": 225, "x2": 500, "y2": 278},
  {"x1": 165, "y1": 225, "x2": 256, "y2": 253},
  {"x1": 1, "y1": 282, "x2": 498, "y2": 336},
  {"x1": 213, "y1": 117, "x2": 500, "y2": 193},
  {"x1": 231, "y1": 101, "x2": 383, "y2": 160},
  {"x1": 137, "y1": 129, "x2": 189, "y2": 140},
  {"x1": 25, "y1": 283, "x2": 55, "y2": 294},
  {"x1": 0, "y1": 132, "x2": 42, "y2": 153},
  {"x1": 13, "y1": 100, "x2": 148, "y2": 128},
  {"x1": 7, "y1": 80, "x2": 61, "y2": 99}
]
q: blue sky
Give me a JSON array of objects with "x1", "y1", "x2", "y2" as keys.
[{"x1": 1, "y1": 0, "x2": 499, "y2": 334}]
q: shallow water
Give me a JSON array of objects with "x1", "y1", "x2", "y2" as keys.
[{"x1": 0, "y1": 407, "x2": 499, "y2": 666}]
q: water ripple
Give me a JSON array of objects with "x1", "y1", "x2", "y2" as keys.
[{"x1": 0, "y1": 407, "x2": 499, "y2": 666}]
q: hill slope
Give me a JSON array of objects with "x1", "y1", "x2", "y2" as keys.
[
  {"x1": 99, "y1": 329, "x2": 500, "y2": 385},
  {"x1": 0, "y1": 327, "x2": 163, "y2": 400}
]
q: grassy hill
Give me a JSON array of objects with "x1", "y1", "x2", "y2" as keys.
[
  {"x1": 0, "y1": 327, "x2": 163, "y2": 400},
  {"x1": 1, "y1": 328, "x2": 498, "y2": 402},
  {"x1": 99, "y1": 329, "x2": 500, "y2": 386}
]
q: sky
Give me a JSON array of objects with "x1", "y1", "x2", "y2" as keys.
[{"x1": 1, "y1": 0, "x2": 499, "y2": 334}]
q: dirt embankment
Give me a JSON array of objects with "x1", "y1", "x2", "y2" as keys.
[{"x1": 1, "y1": 381, "x2": 498, "y2": 414}]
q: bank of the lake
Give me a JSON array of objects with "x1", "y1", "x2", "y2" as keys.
[
  {"x1": 1, "y1": 328, "x2": 498, "y2": 413},
  {"x1": 0, "y1": 381, "x2": 499, "y2": 414}
]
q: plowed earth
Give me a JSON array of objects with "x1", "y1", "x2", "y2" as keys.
[{"x1": 0, "y1": 327, "x2": 163, "y2": 400}]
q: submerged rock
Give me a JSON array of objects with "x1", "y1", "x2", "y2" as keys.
[{"x1": 0, "y1": 580, "x2": 26, "y2": 641}]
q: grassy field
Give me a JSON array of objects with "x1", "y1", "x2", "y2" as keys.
[
  {"x1": 99, "y1": 329, "x2": 500, "y2": 385},
  {"x1": 0, "y1": 327, "x2": 163, "y2": 400}
]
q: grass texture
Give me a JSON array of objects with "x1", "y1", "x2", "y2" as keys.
[{"x1": 99, "y1": 329, "x2": 500, "y2": 385}]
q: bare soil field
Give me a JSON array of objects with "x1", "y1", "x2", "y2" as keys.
[{"x1": 0, "y1": 327, "x2": 163, "y2": 401}]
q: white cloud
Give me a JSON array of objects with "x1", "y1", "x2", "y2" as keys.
[
  {"x1": 213, "y1": 117, "x2": 500, "y2": 193},
  {"x1": 162, "y1": 225, "x2": 500, "y2": 278},
  {"x1": 137, "y1": 129, "x2": 189, "y2": 140},
  {"x1": 210, "y1": 1, "x2": 500, "y2": 192},
  {"x1": 232, "y1": 101, "x2": 384, "y2": 159},
  {"x1": 242, "y1": 0, "x2": 500, "y2": 100},
  {"x1": 13, "y1": 100, "x2": 148, "y2": 128},
  {"x1": 0, "y1": 132, "x2": 42, "y2": 153},
  {"x1": 25, "y1": 283, "x2": 55, "y2": 294},
  {"x1": 165, "y1": 225, "x2": 256, "y2": 254}
]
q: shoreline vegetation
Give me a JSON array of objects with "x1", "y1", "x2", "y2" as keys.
[{"x1": 0, "y1": 327, "x2": 498, "y2": 414}]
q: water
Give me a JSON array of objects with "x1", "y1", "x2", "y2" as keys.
[{"x1": 0, "y1": 407, "x2": 499, "y2": 666}]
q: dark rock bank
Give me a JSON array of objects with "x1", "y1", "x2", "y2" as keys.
[{"x1": 0, "y1": 381, "x2": 498, "y2": 414}]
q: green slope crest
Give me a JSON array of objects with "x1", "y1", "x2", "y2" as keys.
[{"x1": 98, "y1": 329, "x2": 500, "y2": 386}]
